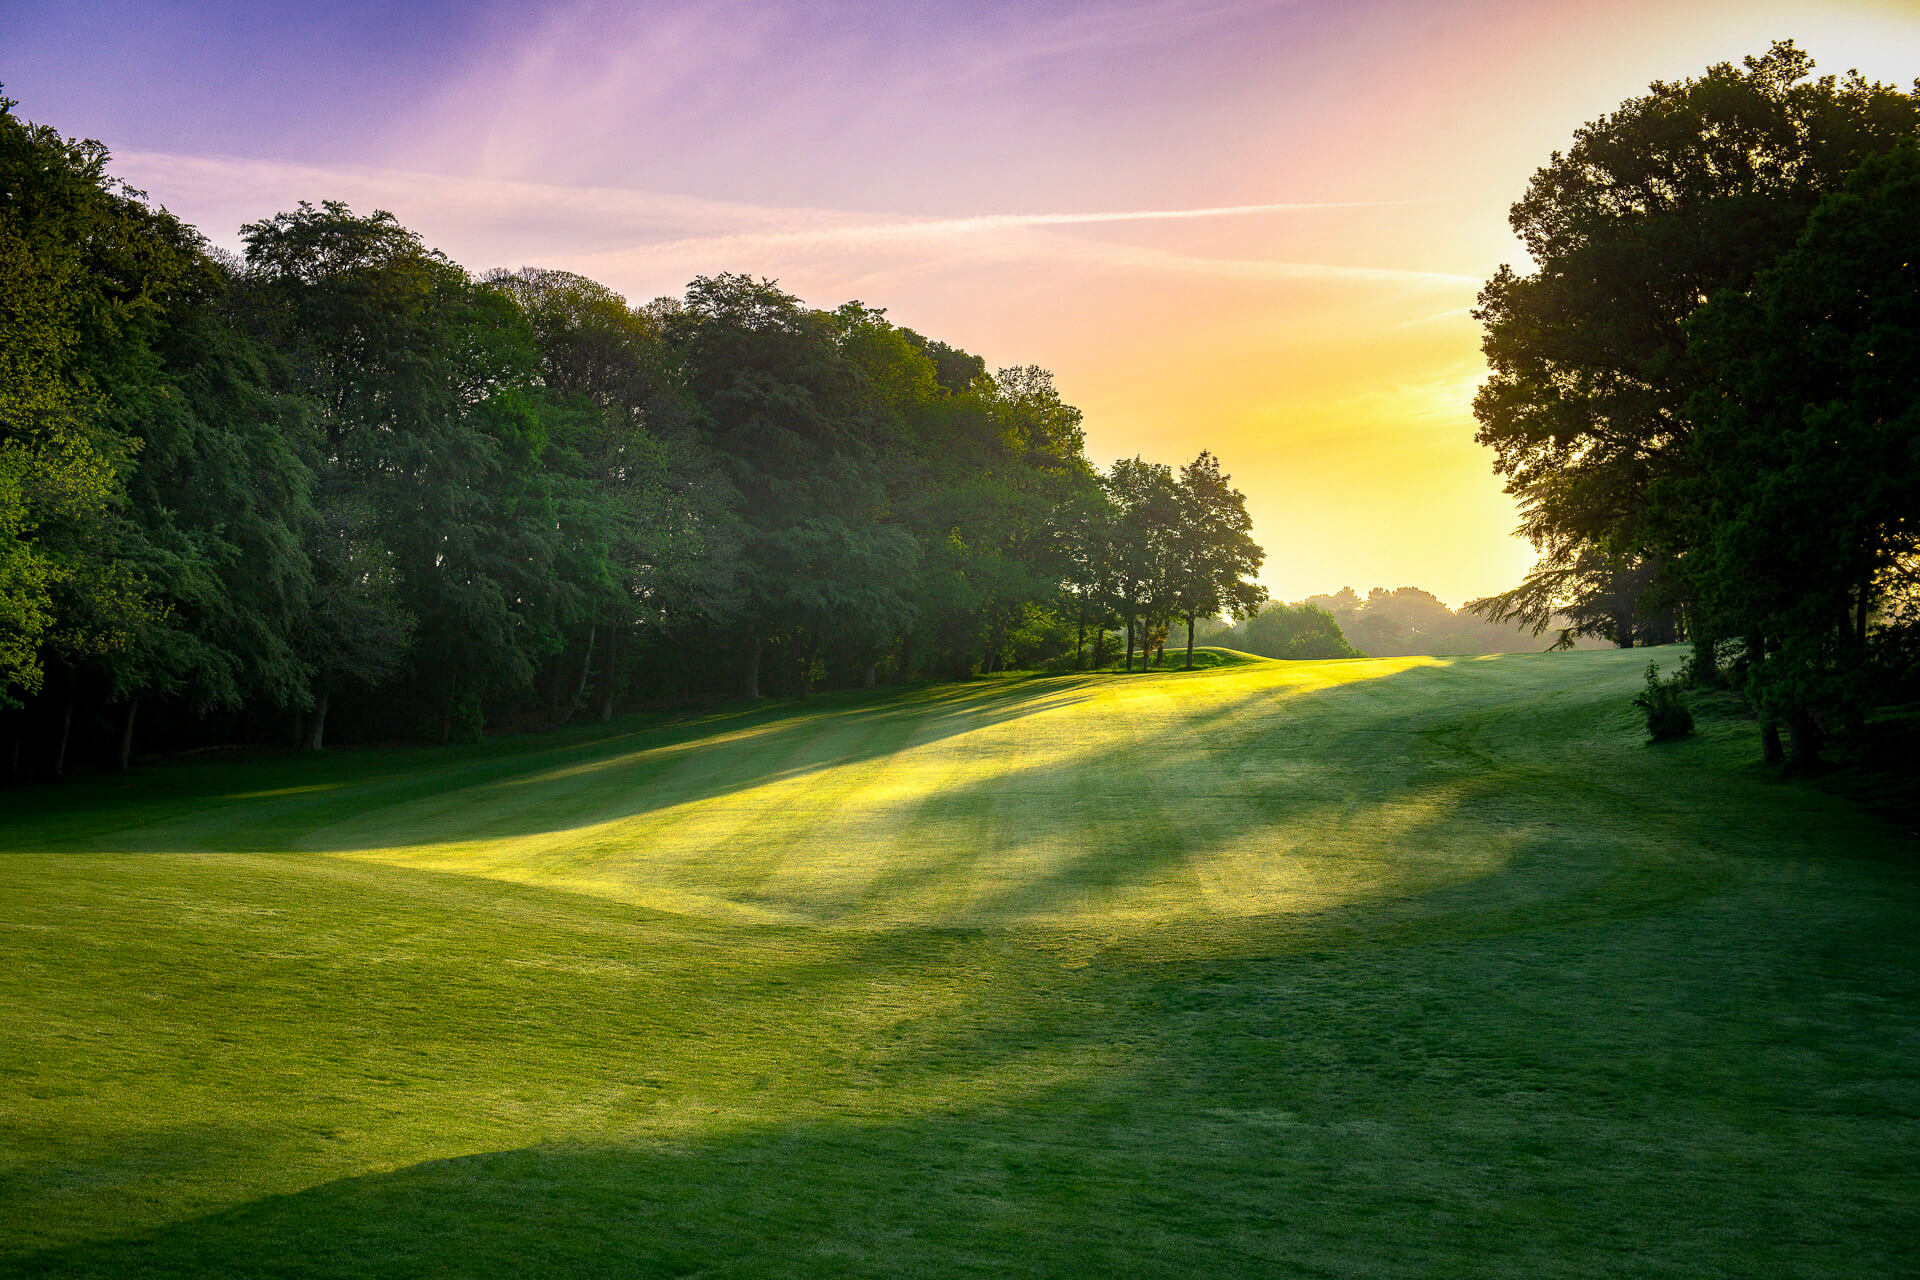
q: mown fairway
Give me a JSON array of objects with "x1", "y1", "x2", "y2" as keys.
[{"x1": 2, "y1": 648, "x2": 1916, "y2": 1278}]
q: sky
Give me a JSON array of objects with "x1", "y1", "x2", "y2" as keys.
[{"x1": 7, "y1": 0, "x2": 1919, "y2": 606}]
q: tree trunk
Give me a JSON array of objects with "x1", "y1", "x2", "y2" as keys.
[
  {"x1": 1185, "y1": 615, "x2": 1196, "y2": 669},
  {"x1": 1076, "y1": 613, "x2": 1086, "y2": 669},
  {"x1": 558, "y1": 624, "x2": 596, "y2": 726},
  {"x1": 1125, "y1": 618, "x2": 1135, "y2": 672},
  {"x1": 743, "y1": 635, "x2": 762, "y2": 701},
  {"x1": 1692, "y1": 634, "x2": 1719, "y2": 687},
  {"x1": 53, "y1": 700, "x2": 73, "y2": 778},
  {"x1": 1760, "y1": 718, "x2": 1784, "y2": 765},
  {"x1": 861, "y1": 661, "x2": 877, "y2": 689},
  {"x1": 546, "y1": 653, "x2": 566, "y2": 725},
  {"x1": 117, "y1": 700, "x2": 138, "y2": 774},
  {"x1": 307, "y1": 688, "x2": 331, "y2": 752},
  {"x1": 1786, "y1": 705, "x2": 1822, "y2": 771},
  {"x1": 599, "y1": 627, "x2": 619, "y2": 724},
  {"x1": 7, "y1": 730, "x2": 20, "y2": 781},
  {"x1": 1092, "y1": 628, "x2": 1107, "y2": 668},
  {"x1": 1613, "y1": 613, "x2": 1634, "y2": 648},
  {"x1": 599, "y1": 625, "x2": 622, "y2": 725}
]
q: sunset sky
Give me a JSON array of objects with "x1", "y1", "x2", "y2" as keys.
[{"x1": 8, "y1": 0, "x2": 1919, "y2": 606}]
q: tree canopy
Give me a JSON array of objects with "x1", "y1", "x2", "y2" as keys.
[
  {"x1": 0, "y1": 96, "x2": 1268, "y2": 774},
  {"x1": 1470, "y1": 42, "x2": 1919, "y2": 652},
  {"x1": 1470, "y1": 44, "x2": 1920, "y2": 765}
]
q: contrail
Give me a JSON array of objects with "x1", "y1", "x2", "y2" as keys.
[{"x1": 867, "y1": 200, "x2": 1410, "y2": 235}]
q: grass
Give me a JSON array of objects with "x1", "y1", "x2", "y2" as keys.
[{"x1": 1, "y1": 647, "x2": 1916, "y2": 1277}]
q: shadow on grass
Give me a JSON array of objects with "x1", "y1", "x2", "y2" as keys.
[
  {"x1": 0, "y1": 1112, "x2": 1479, "y2": 1279},
  {"x1": 7, "y1": 650, "x2": 1917, "y2": 1280},
  {"x1": 17, "y1": 1076, "x2": 1413, "y2": 1280},
  {"x1": 6, "y1": 654, "x2": 1474, "y2": 859},
  {"x1": 14, "y1": 1014, "x2": 1911, "y2": 1280},
  {"x1": 2, "y1": 648, "x2": 1754, "y2": 946},
  {"x1": 0, "y1": 676, "x2": 1102, "y2": 856}
]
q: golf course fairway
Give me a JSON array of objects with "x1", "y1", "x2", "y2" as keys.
[{"x1": 2, "y1": 647, "x2": 1916, "y2": 1277}]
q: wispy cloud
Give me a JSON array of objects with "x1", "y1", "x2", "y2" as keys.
[
  {"x1": 113, "y1": 151, "x2": 1472, "y2": 294},
  {"x1": 949, "y1": 0, "x2": 1298, "y2": 75}
]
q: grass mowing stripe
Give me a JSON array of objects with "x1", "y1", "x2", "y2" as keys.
[{"x1": 2, "y1": 647, "x2": 1916, "y2": 1277}]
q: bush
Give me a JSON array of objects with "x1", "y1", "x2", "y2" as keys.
[
  {"x1": 1633, "y1": 661, "x2": 1695, "y2": 741},
  {"x1": 1232, "y1": 603, "x2": 1365, "y2": 660}
]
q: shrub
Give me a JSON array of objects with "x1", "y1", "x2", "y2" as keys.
[{"x1": 1633, "y1": 661, "x2": 1695, "y2": 741}]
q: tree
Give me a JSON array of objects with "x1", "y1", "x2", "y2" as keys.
[
  {"x1": 1468, "y1": 548, "x2": 1665, "y2": 650},
  {"x1": 487, "y1": 267, "x2": 740, "y2": 723},
  {"x1": 1680, "y1": 143, "x2": 1920, "y2": 765},
  {"x1": 240, "y1": 202, "x2": 554, "y2": 741},
  {"x1": 295, "y1": 489, "x2": 410, "y2": 750},
  {"x1": 0, "y1": 95, "x2": 171, "y2": 717},
  {"x1": 664, "y1": 275, "x2": 913, "y2": 698},
  {"x1": 1471, "y1": 43, "x2": 1919, "y2": 643},
  {"x1": 0, "y1": 94, "x2": 267, "y2": 771},
  {"x1": 1100, "y1": 457, "x2": 1181, "y2": 671},
  {"x1": 1167, "y1": 451, "x2": 1266, "y2": 668},
  {"x1": 1236, "y1": 603, "x2": 1362, "y2": 661}
]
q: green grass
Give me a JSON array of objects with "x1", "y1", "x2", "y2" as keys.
[{"x1": 2, "y1": 647, "x2": 1916, "y2": 1277}]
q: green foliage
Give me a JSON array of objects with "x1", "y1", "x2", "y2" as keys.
[
  {"x1": 1234, "y1": 602, "x2": 1363, "y2": 660},
  {"x1": 1165, "y1": 451, "x2": 1266, "y2": 665},
  {"x1": 1472, "y1": 43, "x2": 1920, "y2": 765},
  {"x1": 1473, "y1": 42, "x2": 1919, "y2": 647},
  {"x1": 0, "y1": 97, "x2": 1260, "y2": 761},
  {"x1": 1632, "y1": 660, "x2": 1695, "y2": 740},
  {"x1": 1677, "y1": 143, "x2": 1920, "y2": 754},
  {"x1": 0, "y1": 94, "x2": 181, "y2": 707}
]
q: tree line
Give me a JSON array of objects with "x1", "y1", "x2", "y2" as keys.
[
  {"x1": 1295, "y1": 587, "x2": 1610, "y2": 658},
  {"x1": 0, "y1": 96, "x2": 1266, "y2": 775},
  {"x1": 1468, "y1": 42, "x2": 1920, "y2": 766}
]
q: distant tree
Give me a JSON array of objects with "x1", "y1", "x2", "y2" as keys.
[
  {"x1": 1102, "y1": 457, "x2": 1180, "y2": 671},
  {"x1": 1058, "y1": 482, "x2": 1121, "y2": 668},
  {"x1": 1167, "y1": 451, "x2": 1266, "y2": 668},
  {"x1": 1270, "y1": 585, "x2": 1604, "y2": 658},
  {"x1": 1237, "y1": 603, "x2": 1362, "y2": 661},
  {"x1": 1468, "y1": 551, "x2": 1665, "y2": 651}
]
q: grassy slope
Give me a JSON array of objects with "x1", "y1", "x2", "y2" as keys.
[{"x1": 1, "y1": 648, "x2": 1915, "y2": 1278}]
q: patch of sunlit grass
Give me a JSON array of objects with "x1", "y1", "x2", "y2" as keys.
[{"x1": 2, "y1": 647, "x2": 1916, "y2": 1278}]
